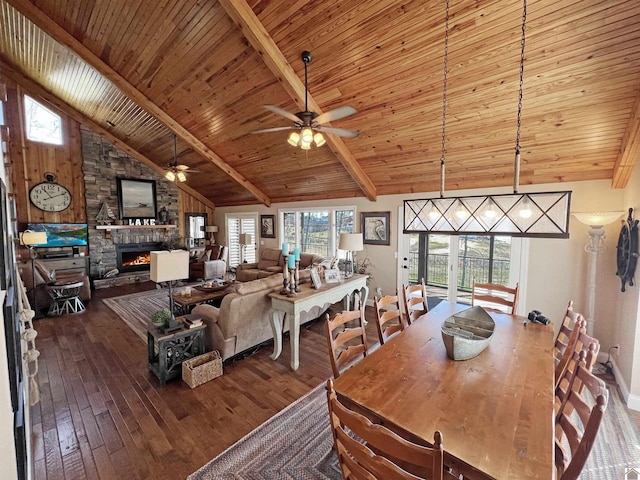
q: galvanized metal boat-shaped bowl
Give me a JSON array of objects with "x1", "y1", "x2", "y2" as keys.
[{"x1": 441, "y1": 306, "x2": 495, "y2": 360}]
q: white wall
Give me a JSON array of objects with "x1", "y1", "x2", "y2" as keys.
[{"x1": 214, "y1": 177, "x2": 640, "y2": 407}]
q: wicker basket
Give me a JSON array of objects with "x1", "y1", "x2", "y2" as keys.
[{"x1": 182, "y1": 351, "x2": 223, "y2": 388}]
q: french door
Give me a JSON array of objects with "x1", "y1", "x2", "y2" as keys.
[
  {"x1": 225, "y1": 213, "x2": 257, "y2": 268},
  {"x1": 398, "y1": 211, "x2": 526, "y2": 312}
]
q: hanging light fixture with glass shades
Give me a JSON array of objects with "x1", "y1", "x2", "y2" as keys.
[{"x1": 403, "y1": 0, "x2": 571, "y2": 238}]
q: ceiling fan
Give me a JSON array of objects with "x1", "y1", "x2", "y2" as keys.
[
  {"x1": 164, "y1": 134, "x2": 198, "y2": 182},
  {"x1": 251, "y1": 51, "x2": 359, "y2": 149}
]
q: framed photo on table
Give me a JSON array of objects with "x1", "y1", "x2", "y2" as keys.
[
  {"x1": 260, "y1": 214, "x2": 276, "y2": 238},
  {"x1": 325, "y1": 269, "x2": 340, "y2": 283},
  {"x1": 361, "y1": 211, "x2": 390, "y2": 245},
  {"x1": 310, "y1": 268, "x2": 322, "y2": 289}
]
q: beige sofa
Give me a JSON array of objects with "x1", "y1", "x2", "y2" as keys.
[
  {"x1": 235, "y1": 247, "x2": 325, "y2": 282},
  {"x1": 191, "y1": 272, "x2": 329, "y2": 361}
]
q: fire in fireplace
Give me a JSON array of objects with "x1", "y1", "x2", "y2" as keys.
[{"x1": 116, "y1": 242, "x2": 162, "y2": 273}]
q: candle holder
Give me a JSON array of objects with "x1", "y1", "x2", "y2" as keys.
[
  {"x1": 287, "y1": 267, "x2": 297, "y2": 297},
  {"x1": 295, "y1": 260, "x2": 301, "y2": 292},
  {"x1": 280, "y1": 253, "x2": 290, "y2": 295}
]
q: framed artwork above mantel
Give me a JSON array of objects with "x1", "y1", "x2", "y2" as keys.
[{"x1": 116, "y1": 178, "x2": 157, "y2": 220}]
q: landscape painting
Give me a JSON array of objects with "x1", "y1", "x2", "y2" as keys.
[{"x1": 117, "y1": 178, "x2": 157, "y2": 219}]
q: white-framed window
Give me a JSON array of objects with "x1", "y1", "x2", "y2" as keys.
[
  {"x1": 23, "y1": 95, "x2": 63, "y2": 145},
  {"x1": 226, "y1": 213, "x2": 257, "y2": 268},
  {"x1": 279, "y1": 206, "x2": 355, "y2": 258}
]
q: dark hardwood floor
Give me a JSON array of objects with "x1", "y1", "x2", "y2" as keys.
[
  {"x1": 29, "y1": 282, "x2": 640, "y2": 479},
  {"x1": 30, "y1": 281, "x2": 370, "y2": 480}
]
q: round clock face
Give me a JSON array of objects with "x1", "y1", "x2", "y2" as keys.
[{"x1": 29, "y1": 182, "x2": 72, "y2": 212}]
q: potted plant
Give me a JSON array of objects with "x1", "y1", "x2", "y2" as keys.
[{"x1": 150, "y1": 309, "x2": 172, "y2": 328}]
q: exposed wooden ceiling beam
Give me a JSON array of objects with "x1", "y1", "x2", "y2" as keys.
[
  {"x1": 1, "y1": 60, "x2": 217, "y2": 210},
  {"x1": 612, "y1": 88, "x2": 640, "y2": 188},
  {"x1": 5, "y1": 0, "x2": 271, "y2": 206},
  {"x1": 218, "y1": 0, "x2": 377, "y2": 202}
]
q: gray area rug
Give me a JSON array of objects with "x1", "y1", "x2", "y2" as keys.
[
  {"x1": 102, "y1": 289, "x2": 170, "y2": 341},
  {"x1": 189, "y1": 381, "x2": 640, "y2": 479}
]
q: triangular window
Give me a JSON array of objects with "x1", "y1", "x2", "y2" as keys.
[{"x1": 23, "y1": 95, "x2": 63, "y2": 145}]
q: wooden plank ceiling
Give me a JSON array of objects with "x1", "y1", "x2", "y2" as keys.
[{"x1": 1, "y1": 0, "x2": 639, "y2": 207}]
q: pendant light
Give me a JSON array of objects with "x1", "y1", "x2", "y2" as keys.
[{"x1": 403, "y1": 0, "x2": 571, "y2": 238}]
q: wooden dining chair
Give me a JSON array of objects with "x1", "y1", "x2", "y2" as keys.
[
  {"x1": 555, "y1": 362, "x2": 609, "y2": 480},
  {"x1": 553, "y1": 300, "x2": 581, "y2": 364},
  {"x1": 471, "y1": 281, "x2": 519, "y2": 314},
  {"x1": 555, "y1": 326, "x2": 600, "y2": 394},
  {"x1": 374, "y1": 294, "x2": 405, "y2": 345},
  {"x1": 325, "y1": 306, "x2": 368, "y2": 379},
  {"x1": 326, "y1": 379, "x2": 454, "y2": 480},
  {"x1": 402, "y1": 278, "x2": 428, "y2": 325}
]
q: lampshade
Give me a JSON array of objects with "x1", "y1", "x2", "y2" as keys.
[
  {"x1": 338, "y1": 233, "x2": 363, "y2": 252},
  {"x1": 150, "y1": 250, "x2": 189, "y2": 283},
  {"x1": 239, "y1": 233, "x2": 252, "y2": 245},
  {"x1": 572, "y1": 212, "x2": 624, "y2": 227},
  {"x1": 20, "y1": 231, "x2": 47, "y2": 246},
  {"x1": 204, "y1": 225, "x2": 219, "y2": 233}
]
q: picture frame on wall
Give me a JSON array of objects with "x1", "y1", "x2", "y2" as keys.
[
  {"x1": 116, "y1": 178, "x2": 157, "y2": 220},
  {"x1": 260, "y1": 214, "x2": 276, "y2": 238},
  {"x1": 361, "y1": 211, "x2": 391, "y2": 245}
]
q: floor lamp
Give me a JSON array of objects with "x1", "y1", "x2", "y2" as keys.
[
  {"x1": 239, "y1": 233, "x2": 252, "y2": 263},
  {"x1": 572, "y1": 212, "x2": 624, "y2": 336},
  {"x1": 338, "y1": 233, "x2": 363, "y2": 278},
  {"x1": 19, "y1": 230, "x2": 48, "y2": 319},
  {"x1": 150, "y1": 250, "x2": 189, "y2": 333}
]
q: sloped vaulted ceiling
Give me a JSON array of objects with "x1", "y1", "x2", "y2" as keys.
[{"x1": 1, "y1": 0, "x2": 639, "y2": 207}]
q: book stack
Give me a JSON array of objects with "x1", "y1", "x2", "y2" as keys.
[{"x1": 183, "y1": 314, "x2": 203, "y2": 329}]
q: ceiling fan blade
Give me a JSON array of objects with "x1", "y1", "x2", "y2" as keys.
[
  {"x1": 314, "y1": 106, "x2": 357, "y2": 124},
  {"x1": 251, "y1": 126, "x2": 295, "y2": 134},
  {"x1": 318, "y1": 126, "x2": 359, "y2": 138},
  {"x1": 263, "y1": 105, "x2": 301, "y2": 123}
]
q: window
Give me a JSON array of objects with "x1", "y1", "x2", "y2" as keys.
[
  {"x1": 280, "y1": 206, "x2": 355, "y2": 258},
  {"x1": 226, "y1": 214, "x2": 257, "y2": 267},
  {"x1": 23, "y1": 95, "x2": 63, "y2": 145}
]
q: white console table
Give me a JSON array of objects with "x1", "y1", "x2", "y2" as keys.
[{"x1": 268, "y1": 274, "x2": 369, "y2": 370}]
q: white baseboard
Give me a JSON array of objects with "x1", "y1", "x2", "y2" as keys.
[{"x1": 608, "y1": 357, "x2": 640, "y2": 412}]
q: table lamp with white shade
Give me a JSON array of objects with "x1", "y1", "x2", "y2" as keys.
[
  {"x1": 20, "y1": 230, "x2": 48, "y2": 318},
  {"x1": 150, "y1": 250, "x2": 189, "y2": 333},
  {"x1": 338, "y1": 233, "x2": 363, "y2": 278},
  {"x1": 572, "y1": 211, "x2": 625, "y2": 336},
  {"x1": 202, "y1": 225, "x2": 219, "y2": 244}
]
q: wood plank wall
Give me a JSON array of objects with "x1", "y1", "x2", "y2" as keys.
[{"x1": 3, "y1": 76, "x2": 214, "y2": 260}]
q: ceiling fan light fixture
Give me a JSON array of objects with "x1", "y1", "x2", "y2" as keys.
[
  {"x1": 287, "y1": 131, "x2": 300, "y2": 146},
  {"x1": 177, "y1": 171, "x2": 187, "y2": 182},
  {"x1": 301, "y1": 127, "x2": 314, "y2": 144},
  {"x1": 165, "y1": 170, "x2": 176, "y2": 182},
  {"x1": 313, "y1": 132, "x2": 326, "y2": 147},
  {"x1": 300, "y1": 141, "x2": 312, "y2": 150}
]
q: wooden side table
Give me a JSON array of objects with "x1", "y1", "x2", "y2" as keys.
[{"x1": 146, "y1": 319, "x2": 206, "y2": 385}]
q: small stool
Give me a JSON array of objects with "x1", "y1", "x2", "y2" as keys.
[{"x1": 46, "y1": 281, "x2": 86, "y2": 316}]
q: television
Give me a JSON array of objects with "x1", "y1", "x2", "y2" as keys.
[{"x1": 26, "y1": 223, "x2": 88, "y2": 247}]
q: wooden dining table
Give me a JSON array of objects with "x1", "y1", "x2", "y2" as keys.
[{"x1": 332, "y1": 301, "x2": 555, "y2": 480}]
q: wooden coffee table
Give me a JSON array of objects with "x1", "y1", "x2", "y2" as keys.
[{"x1": 171, "y1": 282, "x2": 235, "y2": 314}]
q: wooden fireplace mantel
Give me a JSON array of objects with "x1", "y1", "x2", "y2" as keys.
[{"x1": 96, "y1": 224, "x2": 177, "y2": 240}]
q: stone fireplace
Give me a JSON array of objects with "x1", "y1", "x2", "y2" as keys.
[{"x1": 116, "y1": 242, "x2": 162, "y2": 273}]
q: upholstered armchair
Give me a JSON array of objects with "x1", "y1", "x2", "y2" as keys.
[{"x1": 189, "y1": 245, "x2": 227, "y2": 280}]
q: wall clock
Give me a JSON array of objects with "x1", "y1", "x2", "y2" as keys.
[
  {"x1": 29, "y1": 173, "x2": 72, "y2": 212},
  {"x1": 616, "y1": 207, "x2": 639, "y2": 292}
]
